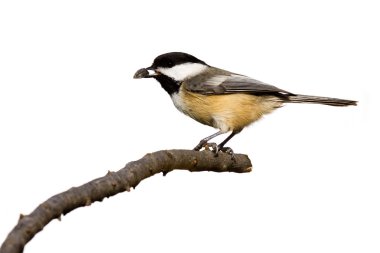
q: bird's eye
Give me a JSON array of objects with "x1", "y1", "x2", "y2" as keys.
[{"x1": 167, "y1": 60, "x2": 174, "y2": 67}]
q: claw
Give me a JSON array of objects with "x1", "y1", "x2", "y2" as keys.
[
  {"x1": 193, "y1": 140, "x2": 235, "y2": 161},
  {"x1": 204, "y1": 142, "x2": 218, "y2": 151},
  {"x1": 193, "y1": 141, "x2": 219, "y2": 151},
  {"x1": 193, "y1": 140, "x2": 207, "y2": 151},
  {"x1": 211, "y1": 145, "x2": 220, "y2": 157},
  {"x1": 193, "y1": 143, "x2": 203, "y2": 151},
  {"x1": 219, "y1": 147, "x2": 236, "y2": 161}
]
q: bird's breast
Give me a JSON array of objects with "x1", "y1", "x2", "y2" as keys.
[
  {"x1": 171, "y1": 92, "x2": 188, "y2": 114},
  {"x1": 170, "y1": 86, "x2": 282, "y2": 132},
  {"x1": 170, "y1": 89, "x2": 215, "y2": 128}
]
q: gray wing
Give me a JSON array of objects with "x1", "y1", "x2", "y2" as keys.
[{"x1": 185, "y1": 68, "x2": 294, "y2": 96}]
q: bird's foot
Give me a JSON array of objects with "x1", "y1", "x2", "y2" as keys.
[
  {"x1": 193, "y1": 141, "x2": 236, "y2": 161},
  {"x1": 193, "y1": 141, "x2": 217, "y2": 151},
  {"x1": 204, "y1": 142, "x2": 218, "y2": 151},
  {"x1": 213, "y1": 146, "x2": 236, "y2": 161},
  {"x1": 193, "y1": 141, "x2": 206, "y2": 151}
]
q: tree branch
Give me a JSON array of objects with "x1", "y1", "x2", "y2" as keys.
[{"x1": 0, "y1": 149, "x2": 252, "y2": 253}]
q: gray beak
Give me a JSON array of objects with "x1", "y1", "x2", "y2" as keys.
[{"x1": 133, "y1": 66, "x2": 158, "y2": 79}]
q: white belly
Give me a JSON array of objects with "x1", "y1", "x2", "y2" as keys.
[{"x1": 170, "y1": 93, "x2": 188, "y2": 114}]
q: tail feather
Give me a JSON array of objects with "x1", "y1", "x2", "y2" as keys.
[{"x1": 286, "y1": 94, "x2": 357, "y2": 107}]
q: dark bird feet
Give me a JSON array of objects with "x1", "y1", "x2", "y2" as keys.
[
  {"x1": 193, "y1": 140, "x2": 206, "y2": 151},
  {"x1": 214, "y1": 146, "x2": 236, "y2": 161},
  {"x1": 193, "y1": 142, "x2": 236, "y2": 161},
  {"x1": 193, "y1": 141, "x2": 218, "y2": 151}
]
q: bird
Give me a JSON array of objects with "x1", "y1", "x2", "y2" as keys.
[{"x1": 133, "y1": 52, "x2": 357, "y2": 156}]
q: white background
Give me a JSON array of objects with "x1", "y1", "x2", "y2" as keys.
[{"x1": 0, "y1": 1, "x2": 379, "y2": 252}]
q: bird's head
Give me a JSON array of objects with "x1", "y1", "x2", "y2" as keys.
[{"x1": 134, "y1": 52, "x2": 208, "y2": 82}]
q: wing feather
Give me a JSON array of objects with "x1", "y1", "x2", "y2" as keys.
[{"x1": 184, "y1": 68, "x2": 294, "y2": 96}]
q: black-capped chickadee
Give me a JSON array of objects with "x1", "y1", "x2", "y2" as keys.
[{"x1": 134, "y1": 52, "x2": 356, "y2": 155}]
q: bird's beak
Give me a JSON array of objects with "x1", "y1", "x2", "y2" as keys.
[{"x1": 133, "y1": 66, "x2": 159, "y2": 79}]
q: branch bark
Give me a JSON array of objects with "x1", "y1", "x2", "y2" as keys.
[{"x1": 0, "y1": 149, "x2": 252, "y2": 253}]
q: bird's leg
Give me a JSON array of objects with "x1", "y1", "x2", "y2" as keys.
[
  {"x1": 213, "y1": 131, "x2": 241, "y2": 160},
  {"x1": 217, "y1": 131, "x2": 239, "y2": 149},
  {"x1": 193, "y1": 131, "x2": 224, "y2": 151}
]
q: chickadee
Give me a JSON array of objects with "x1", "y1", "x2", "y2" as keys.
[{"x1": 134, "y1": 52, "x2": 356, "y2": 155}]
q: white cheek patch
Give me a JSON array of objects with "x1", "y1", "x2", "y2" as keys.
[{"x1": 157, "y1": 63, "x2": 208, "y2": 81}]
